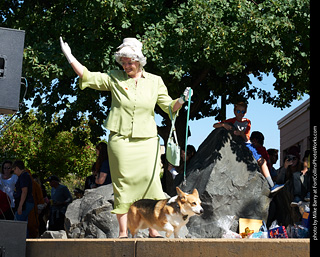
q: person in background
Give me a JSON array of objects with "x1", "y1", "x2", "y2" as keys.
[
  {"x1": 267, "y1": 148, "x2": 279, "y2": 182},
  {"x1": 12, "y1": 160, "x2": 34, "y2": 237},
  {"x1": 276, "y1": 146, "x2": 310, "y2": 206},
  {"x1": 0, "y1": 188, "x2": 12, "y2": 219},
  {"x1": 85, "y1": 162, "x2": 98, "y2": 189},
  {"x1": 250, "y1": 131, "x2": 272, "y2": 171},
  {"x1": 74, "y1": 188, "x2": 84, "y2": 199},
  {"x1": 302, "y1": 150, "x2": 310, "y2": 201},
  {"x1": 47, "y1": 175, "x2": 72, "y2": 231},
  {"x1": 163, "y1": 144, "x2": 197, "y2": 196},
  {"x1": 32, "y1": 174, "x2": 50, "y2": 237},
  {"x1": 173, "y1": 144, "x2": 197, "y2": 188},
  {"x1": 95, "y1": 142, "x2": 112, "y2": 186},
  {"x1": 26, "y1": 169, "x2": 45, "y2": 238},
  {"x1": 0, "y1": 160, "x2": 18, "y2": 219}
]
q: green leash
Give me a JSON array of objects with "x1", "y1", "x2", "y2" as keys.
[{"x1": 182, "y1": 89, "x2": 192, "y2": 186}]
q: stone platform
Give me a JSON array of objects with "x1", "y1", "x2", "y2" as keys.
[{"x1": 26, "y1": 238, "x2": 310, "y2": 257}]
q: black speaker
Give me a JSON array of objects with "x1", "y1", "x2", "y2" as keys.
[
  {"x1": 0, "y1": 220, "x2": 27, "y2": 256},
  {"x1": 0, "y1": 27, "x2": 25, "y2": 114}
]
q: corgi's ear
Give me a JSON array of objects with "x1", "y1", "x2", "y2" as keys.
[
  {"x1": 176, "y1": 187, "x2": 186, "y2": 197},
  {"x1": 192, "y1": 188, "x2": 199, "y2": 197},
  {"x1": 176, "y1": 187, "x2": 187, "y2": 203}
]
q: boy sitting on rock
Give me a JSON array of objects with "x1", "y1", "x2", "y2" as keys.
[{"x1": 213, "y1": 102, "x2": 284, "y2": 194}]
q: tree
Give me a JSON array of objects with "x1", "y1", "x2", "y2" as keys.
[
  {"x1": 0, "y1": 111, "x2": 96, "y2": 181},
  {"x1": 0, "y1": 0, "x2": 310, "y2": 145}
]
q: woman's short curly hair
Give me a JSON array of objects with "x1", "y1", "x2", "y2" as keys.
[{"x1": 115, "y1": 38, "x2": 147, "y2": 67}]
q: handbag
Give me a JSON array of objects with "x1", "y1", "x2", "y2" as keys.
[{"x1": 166, "y1": 108, "x2": 180, "y2": 166}]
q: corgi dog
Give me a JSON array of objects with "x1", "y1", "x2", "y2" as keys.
[{"x1": 127, "y1": 187, "x2": 203, "y2": 238}]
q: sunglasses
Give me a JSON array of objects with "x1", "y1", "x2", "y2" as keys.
[{"x1": 236, "y1": 110, "x2": 246, "y2": 114}]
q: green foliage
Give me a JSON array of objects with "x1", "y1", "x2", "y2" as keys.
[
  {"x1": 0, "y1": 0, "x2": 310, "y2": 145},
  {"x1": 141, "y1": 0, "x2": 309, "y2": 105},
  {"x1": 0, "y1": 111, "x2": 96, "y2": 182}
]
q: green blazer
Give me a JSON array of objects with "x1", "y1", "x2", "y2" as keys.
[{"x1": 79, "y1": 67, "x2": 179, "y2": 138}]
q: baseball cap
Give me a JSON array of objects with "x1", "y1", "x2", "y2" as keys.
[{"x1": 47, "y1": 175, "x2": 60, "y2": 182}]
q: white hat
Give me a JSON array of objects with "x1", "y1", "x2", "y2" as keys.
[{"x1": 115, "y1": 38, "x2": 147, "y2": 67}]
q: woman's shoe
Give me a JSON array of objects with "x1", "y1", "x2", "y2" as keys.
[{"x1": 148, "y1": 235, "x2": 164, "y2": 238}]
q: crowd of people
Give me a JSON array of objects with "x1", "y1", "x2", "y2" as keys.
[
  {"x1": 0, "y1": 140, "x2": 115, "y2": 238},
  {"x1": 0, "y1": 141, "x2": 196, "y2": 239},
  {"x1": 0, "y1": 160, "x2": 73, "y2": 238}
]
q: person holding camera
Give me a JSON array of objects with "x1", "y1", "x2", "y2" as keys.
[{"x1": 276, "y1": 146, "x2": 310, "y2": 207}]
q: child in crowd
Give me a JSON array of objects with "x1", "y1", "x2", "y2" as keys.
[
  {"x1": 250, "y1": 131, "x2": 272, "y2": 171},
  {"x1": 267, "y1": 148, "x2": 279, "y2": 181},
  {"x1": 213, "y1": 102, "x2": 284, "y2": 193}
]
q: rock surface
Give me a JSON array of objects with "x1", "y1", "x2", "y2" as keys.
[
  {"x1": 41, "y1": 230, "x2": 67, "y2": 239},
  {"x1": 180, "y1": 127, "x2": 271, "y2": 238},
  {"x1": 64, "y1": 185, "x2": 119, "y2": 238}
]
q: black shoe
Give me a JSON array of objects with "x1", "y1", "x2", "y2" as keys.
[{"x1": 148, "y1": 235, "x2": 164, "y2": 238}]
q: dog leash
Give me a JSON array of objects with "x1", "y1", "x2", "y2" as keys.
[{"x1": 182, "y1": 89, "x2": 192, "y2": 186}]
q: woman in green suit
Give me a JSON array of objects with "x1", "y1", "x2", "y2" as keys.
[{"x1": 60, "y1": 37, "x2": 192, "y2": 238}]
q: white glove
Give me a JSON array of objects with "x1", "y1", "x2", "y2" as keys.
[
  {"x1": 178, "y1": 87, "x2": 193, "y2": 104},
  {"x1": 60, "y1": 37, "x2": 76, "y2": 64},
  {"x1": 169, "y1": 167, "x2": 179, "y2": 179}
]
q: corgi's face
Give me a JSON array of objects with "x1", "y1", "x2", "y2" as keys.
[{"x1": 176, "y1": 187, "x2": 203, "y2": 216}]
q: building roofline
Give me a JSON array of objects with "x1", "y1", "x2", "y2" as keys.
[{"x1": 277, "y1": 98, "x2": 310, "y2": 129}]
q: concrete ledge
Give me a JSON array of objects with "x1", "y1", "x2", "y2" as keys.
[
  {"x1": 26, "y1": 239, "x2": 135, "y2": 257},
  {"x1": 26, "y1": 238, "x2": 310, "y2": 257}
]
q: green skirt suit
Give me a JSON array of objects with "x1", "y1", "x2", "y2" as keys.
[{"x1": 80, "y1": 67, "x2": 179, "y2": 214}]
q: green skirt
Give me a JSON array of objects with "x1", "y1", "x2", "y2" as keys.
[{"x1": 108, "y1": 132, "x2": 165, "y2": 214}]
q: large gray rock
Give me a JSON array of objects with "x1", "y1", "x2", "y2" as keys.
[
  {"x1": 64, "y1": 184, "x2": 119, "y2": 238},
  {"x1": 180, "y1": 127, "x2": 271, "y2": 238}
]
